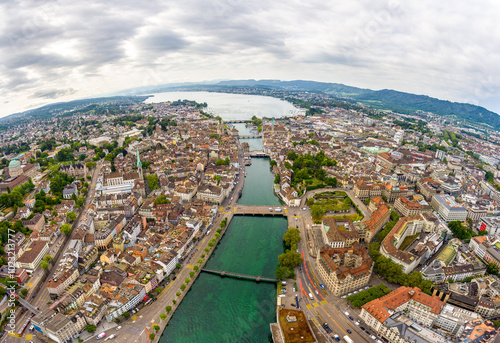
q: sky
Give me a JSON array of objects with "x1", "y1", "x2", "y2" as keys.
[{"x1": 1, "y1": 0, "x2": 500, "y2": 118}]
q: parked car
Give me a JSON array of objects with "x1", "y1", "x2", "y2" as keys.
[
  {"x1": 346, "y1": 329, "x2": 352, "y2": 334},
  {"x1": 116, "y1": 326, "x2": 122, "y2": 331}
]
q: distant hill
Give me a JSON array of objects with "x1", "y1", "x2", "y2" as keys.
[
  {"x1": 0, "y1": 96, "x2": 149, "y2": 124},
  {"x1": 354, "y1": 89, "x2": 500, "y2": 129}
]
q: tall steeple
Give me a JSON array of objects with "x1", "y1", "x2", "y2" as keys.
[
  {"x1": 136, "y1": 148, "x2": 143, "y2": 179},
  {"x1": 271, "y1": 117, "x2": 275, "y2": 134}
]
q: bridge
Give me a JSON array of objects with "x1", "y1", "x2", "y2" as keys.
[
  {"x1": 16, "y1": 295, "x2": 40, "y2": 314},
  {"x1": 249, "y1": 150, "x2": 269, "y2": 157},
  {"x1": 239, "y1": 135, "x2": 261, "y2": 139},
  {"x1": 202, "y1": 269, "x2": 279, "y2": 283},
  {"x1": 234, "y1": 205, "x2": 287, "y2": 216},
  {"x1": 226, "y1": 120, "x2": 247, "y2": 124}
]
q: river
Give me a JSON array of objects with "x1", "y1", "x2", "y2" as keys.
[{"x1": 159, "y1": 93, "x2": 287, "y2": 343}]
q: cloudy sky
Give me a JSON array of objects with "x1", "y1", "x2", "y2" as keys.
[{"x1": 1, "y1": 0, "x2": 500, "y2": 117}]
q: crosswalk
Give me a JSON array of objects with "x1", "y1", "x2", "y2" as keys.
[{"x1": 306, "y1": 300, "x2": 328, "y2": 309}]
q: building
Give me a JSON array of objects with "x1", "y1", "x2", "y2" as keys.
[
  {"x1": 431, "y1": 194, "x2": 467, "y2": 222},
  {"x1": 316, "y1": 243, "x2": 373, "y2": 296},
  {"x1": 359, "y1": 204, "x2": 391, "y2": 243},
  {"x1": 63, "y1": 183, "x2": 78, "y2": 199},
  {"x1": 32, "y1": 309, "x2": 86, "y2": 343},
  {"x1": 21, "y1": 213, "x2": 45, "y2": 231},
  {"x1": 0, "y1": 175, "x2": 30, "y2": 194},
  {"x1": 360, "y1": 286, "x2": 444, "y2": 335},
  {"x1": 104, "y1": 284, "x2": 145, "y2": 321},
  {"x1": 196, "y1": 184, "x2": 224, "y2": 204},
  {"x1": 380, "y1": 215, "x2": 438, "y2": 274},
  {"x1": 59, "y1": 163, "x2": 87, "y2": 178},
  {"x1": 16, "y1": 240, "x2": 49, "y2": 273},
  {"x1": 393, "y1": 196, "x2": 431, "y2": 217},
  {"x1": 479, "y1": 217, "x2": 500, "y2": 235},
  {"x1": 320, "y1": 217, "x2": 360, "y2": 248}
]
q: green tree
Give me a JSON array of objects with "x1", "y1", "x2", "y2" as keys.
[
  {"x1": 21, "y1": 288, "x2": 29, "y2": 297},
  {"x1": 176, "y1": 292, "x2": 181, "y2": 297},
  {"x1": 153, "y1": 324, "x2": 160, "y2": 332},
  {"x1": 123, "y1": 312, "x2": 130, "y2": 319},
  {"x1": 149, "y1": 333, "x2": 155, "y2": 340},
  {"x1": 180, "y1": 284, "x2": 186, "y2": 291},
  {"x1": 44, "y1": 254, "x2": 53, "y2": 262},
  {"x1": 67, "y1": 211, "x2": 77, "y2": 222},
  {"x1": 185, "y1": 278, "x2": 191, "y2": 284},
  {"x1": 147, "y1": 174, "x2": 160, "y2": 190},
  {"x1": 275, "y1": 266, "x2": 291, "y2": 280},
  {"x1": 86, "y1": 325, "x2": 96, "y2": 333},
  {"x1": 41, "y1": 260, "x2": 49, "y2": 269},
  {"x1": 283, "y1": 227, "x2": 301, "y2": 248},
  {"x1": 154, "y1": 194, "x2": 170, "y2": 205},
  {"x1": 278, "y1": 250, "x2": 303, "y2": 269},
  {"x1": 172, "y1": 299, "x2": 177, "y2": 305},
  {"x1": 189, "y1": 271, "x2": 195, "y2": 278},
  {"x1": 60, "y1": 223, "x2": 72, "y2": 236},
  {"x1": 193, "y1": 265, "x2": 199, "y2": 272},
  {"x1": 160, "y1": 313, "x2": 167, "y2": 321},
  {"x1": 310, "y1": 205, "x2": 326, "y2": 221},
  {"x1": 487, "y1": 262, "x2": 499, "y2": 275},
  {"x1": 274, "y1": 174, "x2": 280, "y2": 184},
  {"x1": 166, "y1": 306, "x2": 172, "y2": 313}
]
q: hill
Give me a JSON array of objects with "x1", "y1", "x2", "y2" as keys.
[{"x1": 354, "y1": 89, "x2": 499, "y2": 129}]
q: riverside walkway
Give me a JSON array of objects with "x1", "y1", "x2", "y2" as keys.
[{"x1": 201, "y1": 269, "x2": 279, "y2": 283}]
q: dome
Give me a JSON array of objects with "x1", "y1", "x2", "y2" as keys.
[{"x1": 9, "y1": 159, "x2": 20, "y2": 168}]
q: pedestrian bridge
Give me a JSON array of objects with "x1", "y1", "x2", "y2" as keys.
[
  {"x1": 201, "y1": 269, "x2": 279, "y2": 283},
  {"x1": 248, "y1": 150, "x2": 269, "y2": 157},
  {"x1": 239, "y1": 135, "x2": 261, "y2": 139},
  {"x1": 234, "y1": 205, "x2": 287, "y2": 216}
]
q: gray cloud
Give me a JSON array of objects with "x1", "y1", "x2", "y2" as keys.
[{"x1": 1, "y1": 0, "x2": 500, "y2": 116}]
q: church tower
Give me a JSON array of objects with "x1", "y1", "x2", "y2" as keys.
[
  {"x1": 271, "y1": 117, "x2": 275, "y2": 134},
  {"x1": 136, "y1": 148, "x2": 143, "y2": 179}
]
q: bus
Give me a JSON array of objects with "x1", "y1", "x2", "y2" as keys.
[
  {"x1": 343, "y1": 335, "x2": 354, "y2": 343},
  {"x1": 15, "y1": 313, "x2": 34, "y2": 337}
]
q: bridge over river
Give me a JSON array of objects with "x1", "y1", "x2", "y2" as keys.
[
  {"x1": 201, "y1": 269, "x2": 279, "y2": 283},
  {"x1": 234, "y1": 205, "x2": 287, "y2": 216}
]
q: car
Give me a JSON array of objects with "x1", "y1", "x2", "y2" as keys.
[
  {"x1": 97, "y1": 333, "x2": 106, "y2": 340},
  {"x1": 346, "y1": 329, "x2": 352, "y2": 334},
  {"x1": 322, "y1": 323, "x2": 332, "y2": 334},
  {"x1": 116, "y1": 326, "x2": 122, "y2": 331},
  {"x1": 341, "y1": 295, "x2": 346, "y2": 299},
  {"x1": 349, "y1": 316, "x2": 354, "y2": 320},
  {"x1": 353, "y1": 291, "x2": 358, "y2": 294},
  {"x1": 360, "y1": 327, "x2": 365, "y2": 331},
  {"x1": 348, "y1": 293, "x2": 353, "y2": 296},
  {"x1": 370, "y1": 335, "x2": 377, "y2": 340},
  {"x1": 344, "y1": 311, "x2": 349, "y2": 316},
  {"x1": 355, "y1": 321, "x2": 360, "y2": 326},
  {"x1": 301, "y1": 208, "x2": 307, "y2": 210}
]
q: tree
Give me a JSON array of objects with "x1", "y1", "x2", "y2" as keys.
[
  {"x1": 185, "y1": 278, "x2": 191, "y2": 284},
  {"x1": 274, "y1": 174, "x2": 280, "y2": 184},
  {"x1": 189, "y1": 271, "x2": 195, "y2": 278},
  {"x1": 172, "y1": 299, "x2": 177, "y2": 305},
  {"x1": 147, "y1": 174, "x2": 160, "y2": 190},
  {"x1": 67, "y1": 211, "x2": 76, "y2": 222},
  {"x1": 283, "y1": 227, "x2": 301, "y2": 248},
  {"x1": 176, "y1": 263, "x2": 181, "y2": 269},
  {"x1": 278, "y1": 250, "x2": 303, "y2": 269},
  {"x1": 41, "y1": 260, "x2": 49, "y2": 269},
  {"x1": 160, "y1": 313, "x2": 167, "y2": 321},
  {"x1": 166, "y1": 306, "x2": 172, "y2": 313},
  {"x1": 149, "y1": 333, "x2": 155, "y2": 340},
  {"x1": 310, "y1": 205, "x2": 326, "y2": 221},
  {"x1": 44, "y1": 254, "x2": 53, "y2": 262},
  {"x1": 21, "y1": 288, "x2": 29, "y2": 297},
  {"x1": 180, "y1": 284, "x2": 186, "y2": 291},
  {"x1": 123, "y1": 312, "x2": 130, "y2": 319},
  {"x1": 86, "y1": 325, "x2": 96, "y2": 333},
  {"x1": 176, "y1": 292, "x2": 181, "y2": 297},
  {"x1": 60, "y1": 223, "x2": 72, "y2": 236},
  {"x1": 275, "y1": 266, "x2": 290, "y2": 280},
  {"x1": 487, "y1": 262, "x2": 499, "y2": 276},
  {"x1": 154, "y1": 194, "x2": 170, "y2": 205},
  {"x1": 193, "y1": 265, "x2": 199, "y2": 272},
  {"x1": 153, "y1": 324, "x2": 160, "y2": 332}
]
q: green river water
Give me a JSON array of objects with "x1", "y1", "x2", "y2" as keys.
[{"x1": 161, "y1": 150, "x2": 286, "y2": 342}]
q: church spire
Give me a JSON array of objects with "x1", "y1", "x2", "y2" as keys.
[{"x1": 136, "y1": 148, "x2": 143, "y2": 179}]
